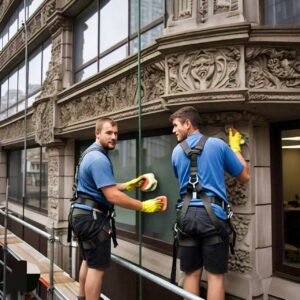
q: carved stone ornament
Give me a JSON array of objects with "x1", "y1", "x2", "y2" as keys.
[
  {"x1": 248, "y1": 92, "x2": 300, "y2": 102},
  {"x1": 167, "y1": 47, "x2": 240, "y2": 93},
  {"x1": 38, "y1": 36, "x2": 62, "y2": 99},
  {"x1": 173, "y1": 0, "x2": 193, "y2": 20},
  {"x1": 0, "y1": 0, "x2": 10, "y2": 22},
  {"x1": 60, "y1": 61, "x2": 165, "y2": 126},
  {"x1": 33, "y1": 100, "x2": 54, "y2": 145},
  {"x1": 41, "y1": 0, "x2": 56, "y2": 24},
  {"x1": 48, "y1": 156, "x2": 59, "y2": 208},
  {"x1": 198, "y1": 0, "x2": 208, "y2": 23},
  {"x1": 226, "y1": 173, "x2": 248, "y2": 206},
  {"x1": 0, "y1": 116, "x2": 34, "y2": 141},
  {"x1": 213, "y1": 0, "x2": 239, "y2": 14},
  {"x1": 228, "y1": 249, "x2": 252, "y2": 273},
  {"x1": 246, "y1": 48, "x2": 300, "y2": 89},
  {"x1": 231, "y1": 214, "x2": 251, "y2": 242}
]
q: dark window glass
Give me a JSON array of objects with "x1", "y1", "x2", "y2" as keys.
[
  {"x1": 272, "y1": 122, "x2": 300, "y2": 281},
  {"x1": 263, "y1": 0, "x2": 300, "y2": 25}
]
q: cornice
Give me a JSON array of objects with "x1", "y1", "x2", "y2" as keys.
[
  {"x1": 0, "y1": 0, "x2": 15, "y2": 27},
  {"x1": 249, "y1": 26, "x2": 300, "y2": 44},
  {"x1": 157, "y1": 23, "x2": 251, "y2": 53}
]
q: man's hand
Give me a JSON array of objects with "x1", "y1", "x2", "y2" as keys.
[
  {"x1": 124, "y1": 176, "x2": 145, "y2": 191},
  {"x1": 141, "y1": 196, "x2": 167, "y2": 213},
  {"x1": 124, "y1": 173, "x2": 158, "y2": 192},
  {"x1": 229, "y1": 128, "x2": 242, "y2": 152}
]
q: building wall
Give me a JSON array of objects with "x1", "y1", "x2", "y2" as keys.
[{"x1": 1, "y1": 1, "x2": 300, "y2": 299}]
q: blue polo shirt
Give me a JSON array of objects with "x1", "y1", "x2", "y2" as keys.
[
  {"x1": 172, "y1": 133, "x2": 243, "y2": 219},
  {"x1": 77, "y1": 143, "x2": 115, "y2": 208}
]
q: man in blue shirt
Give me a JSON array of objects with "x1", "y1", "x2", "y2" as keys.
[
  {"x1": 70, "y1": 117, "x2": 167, "y2": 300},
  {"x1": 170, "y1": 106, "x2": 249, "y2": 300}
]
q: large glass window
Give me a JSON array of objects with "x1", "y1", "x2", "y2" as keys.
[
  {"x1": 271, "y1": 121, "x2": 300, "y2": 281},
  {"x1": 76, "y1": 131, "x2": 179, "y2": 248},
  {"x1": 0, "y1": 39, "x2": 51, "y2": 120},
  {"x1": 8, "y1": 146, "x2": 48, "y2": 211},
  {"x1": 263, "y1": 0, "x2": 300, "y2": 25},
  {"x1": 0, "y1": 0, "x2": 45, "y2": 51},
  {"x1": 74, "y1": 0, "x2": 166, "y2": 82}
]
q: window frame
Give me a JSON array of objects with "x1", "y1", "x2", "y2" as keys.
[{"x1": 271, "y1": 119, "x2": 300, "y2": 282}]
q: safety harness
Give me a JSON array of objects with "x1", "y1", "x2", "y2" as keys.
[
  {"x1": 170, "y1": 135, "x2": 236, "y2": 284},
  {"x1": 67, "y1": 146, "x2": 118, "y2": 249}
]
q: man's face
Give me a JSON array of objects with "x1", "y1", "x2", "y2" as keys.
[
  {"x1": 96, "y1": 122, "x2": 118, "y2": 150},
  {"x1": 172, "y1": 117, "x2": 189, "y2": 142}
]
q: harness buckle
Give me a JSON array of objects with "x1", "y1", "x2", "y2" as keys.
[{"x1": 227, "y1": 204, "x2": 234, "y2": 219}]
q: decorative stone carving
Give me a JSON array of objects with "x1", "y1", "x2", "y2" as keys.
[
  {"x1": 41, "y1": 0, "x2": 56, "y2": 24},
  {"x1": 214, "y1": 0, "x2": 238, "y2": 14},
  {"x1": 198, "y1": 0, "x2": 208, "y2": 23},
  {"x1": 48, "y1": 158, "x2": 59, "y2": 205},
  {"x1": 248, "y1": 92, "x2": 300, "y2": 102},
  {"x1": 173, "y1": 0, "x2": 193, "y2": 20},
  {"x1": 33, "y1": 100, "x2": 54, "y2": 145},
  {"x1": 226, "y1": 173, "x2": 248, "y2": 206},
  {"x1": 231, "y1": 214, "x2": 251, "y2": 242},
  {"x1": 39, "y1": 36, "x2": 62, "y2": 98},
  {"x1": 167, "y1": 47, "x2": 240, "y2": 93},
  {"x1": 0, "y1": 116, "x2": 34, "y2": 141},
  {"x1": 246, "y1": 48, "x2": 300, "y2": 89},
  {"x1": 228, "y1": 249, "x2": 252, "y2": 273},
  {"x1": 60, "y1": 61, "x2": 165, "y2": 126},
  {"x1": 0, "y1": 0, "x2": 10, "y2": 22}
]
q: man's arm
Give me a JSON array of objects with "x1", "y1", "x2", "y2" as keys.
[{"x1": 228, "y1": 128, "x2": 250, "y2": 184}]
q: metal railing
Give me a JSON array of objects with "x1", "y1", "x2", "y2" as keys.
[{"x1": 0, "y1": 206, "x2": 204, "y2": 300}]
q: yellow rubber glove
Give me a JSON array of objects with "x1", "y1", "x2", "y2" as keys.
[
  {"x1": 229, "y1": 128, "x2": 242, "y2": 152},
  {"x1": 124, "y1": 176, "x2": 145, "y2": 191},
  {"x1": 141, "y1": 199, "x2": 163, "y2": 213}
]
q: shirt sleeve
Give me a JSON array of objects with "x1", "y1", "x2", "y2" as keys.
[
  {"x1": 223, "y1": 143, "x2": 244, "y2": 177},
  {"x1": 89, "y1": 155, "x2": 116, "y2": 189}
]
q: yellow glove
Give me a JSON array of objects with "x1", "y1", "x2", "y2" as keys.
[
  {"x1": 229, "y1": 128, "x2": 242, "y2": 152},
  {"x1": 124, "y1": 176, "x2": 145, "y2": 191},
  {"x1": 141, "y1": 198, "x2": 163, "y2": 213}
]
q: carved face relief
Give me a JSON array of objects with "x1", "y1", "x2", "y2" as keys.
[{"x1": 191, "y1": 54, "x2": 215, "y2": 89}]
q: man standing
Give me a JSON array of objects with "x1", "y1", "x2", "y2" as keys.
[
  {"x1": 169, "y1": 106, "x2": 249, "y2": 300},
  {"x1": 69, "y1": 117, "x2": 167, "y2": 300}
]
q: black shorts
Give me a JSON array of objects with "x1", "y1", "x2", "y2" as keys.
[
  {"x1": 70, "y1": 208, "x2": 111, "y2": 269},
  {"x1": 178, "y1": 206, "x2": 230, "y2": 274}
]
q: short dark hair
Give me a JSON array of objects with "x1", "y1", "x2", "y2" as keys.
[
  {"x1": 169, "y1": 106, "x2": 201, "y2": 129},
  {"x1": 95, "y1": 117, "x2": 117, "y2": 135}
]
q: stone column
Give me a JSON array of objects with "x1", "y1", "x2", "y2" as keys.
[
  {"x1": 0, "y1": 147, "x2": 7, "y2": 205},
  {"x1": 46, "y1": 139, "x2": 75, "y2": 270}
]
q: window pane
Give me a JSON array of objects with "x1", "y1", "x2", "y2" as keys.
[
  {"x1": 2, "y1": 25, "x2": 8, "y2": 48},
  {"x1": 1, "y1": 78, "x2": 8, "y2": 111},
  {"x1": 28, "y1": 0, "x2": 44, "y2": 18},
  {"x1": 8, "y1": 68, "x2": 18, "y2": 107},
  {"x1": 9, "y1": 9, "x2": 19, "y2": 39},
  {"x1": 74, "y1": 0, "x2": 98, "y2": 68},
  {"x1": 26, "y1": 148, "x2": 41, "y2": 208},
  {"x1": 75, "y1": 62, "x2": 98, "y2": 82},
  {"x1": 130, "y1": 23, "x2": 163, "y2": 55},
  {"x1": 264, "y1": 0, "x2": 300, "y2": 25},
  {"x1": 100, "y1": 0, "x2": 128, "y2": 53},
  {"x1": 42, "y1": 40, "x2": 52, "y2": 82},
  {"x1": 19, "y1": 2, "x2": 25, "y2": 26},
  {"x1": 28, "y1": 47, "x2": 42, "y2": 95},
  {"x1": 8, "y1": 150, "x2": 23, "y2": 202},
  {"x1": 99, "y1": 45, "x2": 127, "y2": 71},
  {"x1": 110, "y1": 140, "x2": 137, "y2": 231},
  {"x1": 130, "y1": 0, "x2": 164, "y2": 34},
  {"x1": 281, "y1": 129, "x2": 300, "y2": 267},
  {"x1": 142, "y1": 135, "x2": 179, "y2": 242},
  {"x1": 18, "y1": 63, "x2": 26, "y2": 101}
]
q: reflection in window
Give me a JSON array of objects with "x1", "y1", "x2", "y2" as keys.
[
  {"x1": 28, "y1": 48, "x2": 42, "y2": 95},
  {"x1": 142, "y1": 135, "x2": 179, "y2": 243},
  {"x1": 8, "y1": 147, "x2": 48, "y2": 211},
  {"x1": 264, "y1": 0, "x2": 300, "y2": 25},
  {"x1": 281, "y1": 129, "x2": 300, "y2": 266}
]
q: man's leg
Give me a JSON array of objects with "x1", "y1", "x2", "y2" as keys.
[
  {"x1": 183, "y1": 268, "x2": 202, "y2": 299},
  {"x1": 79, "y1": 260, "x2": 88, "y2": 297},
  {"x1": 85, "y1": 267, "x2": 105, "y2": 300},
  {"x1": 206, "y1": 271, "x2": 225, "y2": 300}
]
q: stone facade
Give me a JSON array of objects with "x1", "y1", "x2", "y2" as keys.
[{"x1": 1, "y1": 1, "x2": 300, "y2": 299}]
